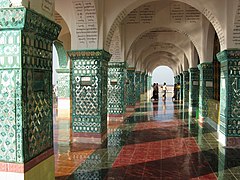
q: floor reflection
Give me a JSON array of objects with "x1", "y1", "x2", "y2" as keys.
[{"x1": 54, "y1": 97, "x2": 240, "y2": 180}]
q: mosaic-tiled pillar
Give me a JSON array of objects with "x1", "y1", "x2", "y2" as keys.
[
  {"x1": 174, "y1": 76, "x2": 178, "y2": 84},
  {"x1": 56, "y1": 68, "x2": 71, "y2": 116},
  {"x1": 54, "y1": 41, "x2": 71, "y2": 117},
  {"x1": 188, "y1": 68, "x2": 199, "y2": 116},
  {"x1": 144, "y1": 74, "x2": 148, "y2": 93},
  {"x1": 183, "y1": 71, "x2": 190, "y2": 105},
  {"x1": 180, "y1": 73, "x2": 184, "y2": 101},
  {"x1": 148, "y1": 75, "x2": 152, "y2": 90},
  {"x1": 68, "y1": 50, "x2": 111, "y2": 144},
  {"x1": 197, "y1": 62, "x2": 213, "y2": 122},
  {"x1": 217, "y1": 50, "x2": 240, "y2": 147},
  {"x1": 108, "y1": 62, "x2": 126, "y2": 117},
  {"x1": 135, "y1": 71, "x2": 141, "y2": 104},
  {"x1": 0, "y1": 7, "x2": 61, "y2": 178},
  {"x1": 126, "y1": 68, "x2": 136, "y2": 110},
  {"x1": 141, "y1": 72, "x2": 145, "y2": 94},
  {"x1": 176, "y1": 74, "x2": 181, "y2": 83}
]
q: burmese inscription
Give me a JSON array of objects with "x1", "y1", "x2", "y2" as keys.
[
  {"x1": 233, "y1": 3, "x2": 240, "y2": 46},
  {"x1": 73, "y1": 0, "x2": 98, "y2": 48},
  {"x1": 42, "y1": 0, "x2": 54, "y2": 15},
  {"x1": 126, "y1": 4, "x2": 155, "y2": 24},
  {"x1": 109, "y1": 28, "x2": 121, "y2": 62},
  {"x1": 170, "y1": 2, "x2": 200, "y2": 23}
]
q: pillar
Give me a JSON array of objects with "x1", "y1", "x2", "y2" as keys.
[
  {"x1": 126, "y1": 68, "x2": 136, "y2": 111},
  {"x1": 0, "y1": 7, "x2": 60, "y2": 179},
  {"x1": 141, "y1": 72, "x2": 145, "y2": 94},
  {"x1": 107, "y1": 62, "x2": 126, "y2": 118},
  {"x1": 68, "y1": 50, "x2": 111, "y2": 144},
  {"x1": 56, "y1": 68, "x2": 71, "y2": 116},
  {"x1": 188, "y1": 68, "x2": 200, "y2": 117},
  {"x1": 183, "y1": 71, "x2": 190, "y2": 105},
  {"x1": 144, "y1": 73, "x2": 148, "y2": 93},
  {"x1": 217, "y1": 50, "x2": 240, "y2": 147},
  {"x1": 148, "y1": 75, "x2": 152, "y2": 91},
  {"x1": 174, "y1": 76, "x2": 178, "y2": 84},
  {"x1": 135, "y1": 71, "x2": 141, "y2": 104},
  {"x1": 180, "y1": 73, "x2": 184, "y2": 101},
  {"x1": 197, "y1": 62, "x2": 214, "y2": 122},
  {"x1": 54, "y1": 41, "x2": 71, "y2": 117}
]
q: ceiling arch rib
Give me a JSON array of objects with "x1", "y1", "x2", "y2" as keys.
[
  {"x1": 105, "y1": 0, "x2": 225, "y2": 52},
  {"x1": 127, "y1": 29, "x2": 192, "y2": 70},
  {"x1": 136, "y1": 42, "x2": 186, "y2": 72},
  {"x1": 137, "y1": 42, "x2": 184, "y2": 63},
  {"x1": 142, "y1": 51, "x2": 180, "y2": 70}
]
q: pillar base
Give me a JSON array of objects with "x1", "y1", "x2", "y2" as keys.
[
  {"x1": 218, "y1": 131, "x2": 240, "y2": 148},
  {"x1": 0, "y1": 149, "x2": 54, "y2": 180},
  {"x1": 72, "y1": 132, "x2": 107, "y2": 144},
  {"x1": 107, "y1": 114, "x2": 124, "y2": 122},
  {"x1": 57, "y1": 98, "x2": 71, "y2": 117},
  {"x1": 198, "y1": 115, "x2": 205, "y2": 127},
  {"x1": 126, "y1": 105, "x2": 135, "y2": 111}
]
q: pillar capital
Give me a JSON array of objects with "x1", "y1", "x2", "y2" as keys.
[
  {"x1": 68, "y1": 49, "x2": 111, "y2": 61},
  {"x1": 108, "y1": 62, "x2": 127, "y2": 116},
  {"x1": 188, "y1": 67, "x2": 199, "y2": 73},
  {"x1": 197, "y1": 62, "x2": 213, "y2": 71},
  {"x1": 217, "y1": 49, "x2": 240, "y2": 63}
]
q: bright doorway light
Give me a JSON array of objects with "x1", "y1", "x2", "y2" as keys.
[{"x1": 152, "y1": 66, "x2": 174, "y2": 86}]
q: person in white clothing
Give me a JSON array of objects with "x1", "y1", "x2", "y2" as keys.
[{"x1": 162, "y1": 82, "x2": 167, "y2": 101}]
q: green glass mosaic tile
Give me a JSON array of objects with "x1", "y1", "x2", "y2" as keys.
[
  {"x1": 141, "y1": 73, "x2": 145, "y2": 94},
  {"x1": 68, "y1": 50, "x2": 111, "y2": 134},
  {"x1": 198, "y1": 62, "x2": 214, "y2": 118},
  {"x1": 0, "y1": 0, "x2": 10, "y2": 8},
  {"x1": 56, "y1": 69, "x2": 70, "y2": 98},
  {"x1": 144, "y1": 74, "x2": 148, "y2": 92},
  {"x1": 0, "y1": 8, "x2": 60, "y2": 163},
  {"x1": 183, "y1": 71, "x2": 189, "y2": 103},
  {"x1": 108, "y1": 62, "x2": 126, "y2": 115},
  {"x1": 188, "y1": 68, "x2": 199, "y2": 110},
  {"x1": 180, "y1": 73, "x2": 183, "y2": 100},
  {"x1": 217, "y1": 50, "x2": 240, "y2": 137},
  {"x1": 126, "y1": 68, "x2": 136, "y2": 106},
  {"x1": 135, "y1": 71, "x2": 141, "y2": 102}
]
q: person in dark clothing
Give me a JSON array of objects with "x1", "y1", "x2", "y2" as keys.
[
  {"x1": 172, "y1": 83, "x2": 177, "y2": 101},
  {"x1": 151, "y1": 83, "x2": 159, "y2": 100}
]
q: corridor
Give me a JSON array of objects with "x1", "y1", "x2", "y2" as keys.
[{"x1": 54, "y1": 95, "x2": 240, "y2": 180}]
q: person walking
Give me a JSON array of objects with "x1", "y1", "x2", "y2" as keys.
[{"x1": 162, "y1": 82, "x2": 167, "y2": 101}]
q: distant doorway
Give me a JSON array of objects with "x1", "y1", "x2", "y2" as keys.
[{"x1": 152, "y1": 66, "x2": 174, "y2": 86}]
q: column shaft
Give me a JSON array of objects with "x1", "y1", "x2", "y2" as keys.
[
  {"x1": 183, "y1": 71, "x2": 190, "y2": 104},
  {"x1": 135, "y1": 71, "x2": 141, "y2": 103},
  {"x1": 126, "y1": 68, "x2": 136, "y2": 109},
  {"x1": 68, "y1": 50, "x2": 111, "y2": 144},
  {"x1": 188, "y1": 68, "x2": 200, "y2": 116},
  {"x1": 108, "y1": 62, "x2": 126, "y2": 116},
  {"x1": 0, "y1": 7, "x2": 60, "y2": 178},
  {"x1": 217, "y1": 50, "x2": 240, "y2": 147},
  {"x1": 198, "y1": 62, "x2": 214, "y2": 121}
]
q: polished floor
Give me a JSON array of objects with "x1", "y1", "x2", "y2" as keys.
[{"x1": 54, "y1": 95, "x2": 240, "y2": 180}]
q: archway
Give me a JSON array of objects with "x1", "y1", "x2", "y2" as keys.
[{"x1": 152, "y1": 66, "x2": 174, "y2": 85}]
